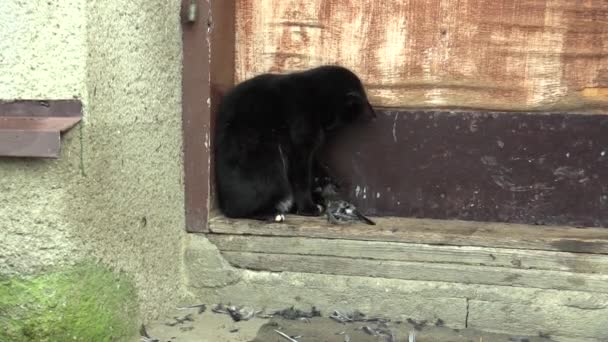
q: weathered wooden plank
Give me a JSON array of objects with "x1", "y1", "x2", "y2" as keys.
[
  {"x1": 208, "y1": 235, "x2": 608, "y2": 274},
  {"x1": 221, "y1": 251, "x2": 608, "y2": 293},
  {"x1": 321, "y1": 109, "x2": 608, "y2": 227},
  {"x1": 208, "y1": 215, "x2": 608, "y2": 254},
  {"x1": 236, "y1": 0, "x2": 608, "y2": 112}
]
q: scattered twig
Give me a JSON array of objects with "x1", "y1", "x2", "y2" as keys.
[
  {"x1": 139, "y1": 324, "x2": 159, "y2": 342},
  {"x1": 274, "y1": 329, "x2": 299, "y2": 342},
  {"x1": 361, "y1": 326, "x2": 378, "y2": 336},
  {"x1": 177, "y1": 303, "x2": 207, "y2": 314}
]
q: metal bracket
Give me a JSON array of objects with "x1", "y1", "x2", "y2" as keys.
[{"x1": 187, "y1": 0, "x2": 197, "y2": 23}]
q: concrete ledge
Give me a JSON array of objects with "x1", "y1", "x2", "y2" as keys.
[
  {"x1": 186, "y1": 234, "x2": 608, "y2": 341},
  {"x1": 469, "y1": 300, "x2": 608, "y2": 340}
]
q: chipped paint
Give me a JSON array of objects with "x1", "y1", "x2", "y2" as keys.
[
  {"x1": 392, "y1": 112, "x2": 398, "y2": 142},
  {"x1": 236, "y1": 0, "x2": 608, "y2": 112}
]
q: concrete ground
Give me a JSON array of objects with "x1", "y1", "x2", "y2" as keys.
[{"x1": 141, "y1": 305, "x2": 554, "y2": 342}]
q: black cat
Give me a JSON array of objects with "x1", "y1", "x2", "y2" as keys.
[{"x1": 214, "y1": 65, "x2": 375, "y2": 222}]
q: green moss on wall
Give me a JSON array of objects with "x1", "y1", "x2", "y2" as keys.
[{"x1": 0, "y1": 263, "x2": 139, "y2": 342}]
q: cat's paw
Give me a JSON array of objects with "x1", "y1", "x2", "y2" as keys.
[{"x1": 296, "y1": 202, "x2": 324, "y2": 216}]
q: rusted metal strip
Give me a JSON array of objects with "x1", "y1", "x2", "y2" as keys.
[
  {"x1": 0, "y1": 99, "x2": 82, "y2": 117},
  {"x1": 0, "y1": 130, "x2": 60, "y2": 158},
  {"x1": 181, "y1": 0, "x2": 235, "y2": 233},
  {"x1": 322, "y1": 109, "x2": 608, "y2": 228},
  {"x1": 0, "y1": 117, "x2": 81, "y2": 132},
  {"x1": 0, "y1": 99, "x2": 82, "y2": 158}
]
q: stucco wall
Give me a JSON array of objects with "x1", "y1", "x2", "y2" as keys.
[
  {"x1": 1, "y1": 0, "x2": 188, "y2": 323},
  {"x1": 0, "y1": 0, "x2": 86, "y2": 99}
]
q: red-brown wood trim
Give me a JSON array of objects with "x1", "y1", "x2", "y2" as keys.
[
  {"x1": 181, "y1": 0, "x2": 235, "y2": 233},
  {"x1": 0, "y1": 100, "x2": 82, "y2": 158}
]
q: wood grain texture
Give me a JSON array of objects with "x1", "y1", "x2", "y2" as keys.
[
  {"x1": 208, "y1": 234, "x2": 608, "y2": 274},
  {"x1": 209, "y1": 215, "x2": 608, "y2": 254},
  {"x1": 236, "y1": 0, "x2": 608, "y2": 112},
  {"x1": 221, "y1": 251, "x2": 608, "y2": 293}
]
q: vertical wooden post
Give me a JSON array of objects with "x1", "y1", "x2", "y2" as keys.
[{"x1": 181, "y1": 0, "x2": 235, "y2": 233}]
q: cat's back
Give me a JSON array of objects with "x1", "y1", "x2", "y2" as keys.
[{"x1": 217, "y1": 73, "x2": 282, "y2": 126}]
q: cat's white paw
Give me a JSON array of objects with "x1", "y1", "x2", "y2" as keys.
[
  {"x1": 317, "y1": 204, "x2": 325, "y2": 213},
  {"x1": 274, "y1": 214, "x2": 285, "y2": 222}
]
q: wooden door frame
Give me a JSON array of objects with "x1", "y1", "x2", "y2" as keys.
[
  {"x1": 180, "y1": 0, "x2": 607, "y2": 232},
  {"x1": 181, "y1": 0, "x2": 235, "y2": 233}
]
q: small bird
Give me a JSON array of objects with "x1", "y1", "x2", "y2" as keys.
[
  {"x1": 315, "y1": 182, "x2": 375, "y2": 225},
  {"x1": 326, "y1": 199, "x2": 376, "y2": 225}
]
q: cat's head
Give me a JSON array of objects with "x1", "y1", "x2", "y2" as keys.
[{"x1": 318, "y1": 66, "x2": 376, "y2": 131}]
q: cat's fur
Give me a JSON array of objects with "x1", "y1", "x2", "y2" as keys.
[{"x1": 214, "y1": 65, "x2": 375, "y2": 221}]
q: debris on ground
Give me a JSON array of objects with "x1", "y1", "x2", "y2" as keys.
[
  {"x1": 143, "y1": 302, "x2": 558, "y2": 342},
  {"x1": 330, "y1": 310, "x2": 388, "y2": 324},
  {"x1": 177, "y1": 303, "x2": 206, "y2": 314},
  {"x1": 406, "y1": 318, "x2": 428, "y2": 331},
  {"x1": 139, "y1": 324, "x2": 160, "y2": 342},
  {"x1": 358, "y1": 322, "x2": 396, "y2": 342},
  {"x1": 272, "y1": 306, "x2": 321, "y2": 320},
  {"x1": 212, "y1": 303, "x2": 257, "y2": 322},
  {"x1": 274, "y1": 329, "x2": 300, "y2": 342},
  {"x1": 153, "y1": 303, "x2": 555, "y2": 342},
  {"x1": 164, "y1": 313, "x2": 194, "y2": 327}
]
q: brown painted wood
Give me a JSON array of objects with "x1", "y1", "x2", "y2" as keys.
[
  {"x1": 208, "y1": 234, "x2": 608, "y2": 274},
  {"x1": 235, "y1": 0, "x2": 608, "y2": 112},
  {"x1": 182, "y1": 0, "x2": 235, "y2": 232},
  {"x1": 221, "y1": 251, "x2": 608, "y2": 293},
  {"x1": 209, "y1": 0, "x2": 236, "y2": 216},
  {"x1": 320, "y1": 109, "x2": 608, "y2": 228},
  {"x1": 0, "y1": 130, "x2": 60, "y2": 158},
  {"x1": 209, "y1": 215, "x2": 608, "y2": 254}
]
